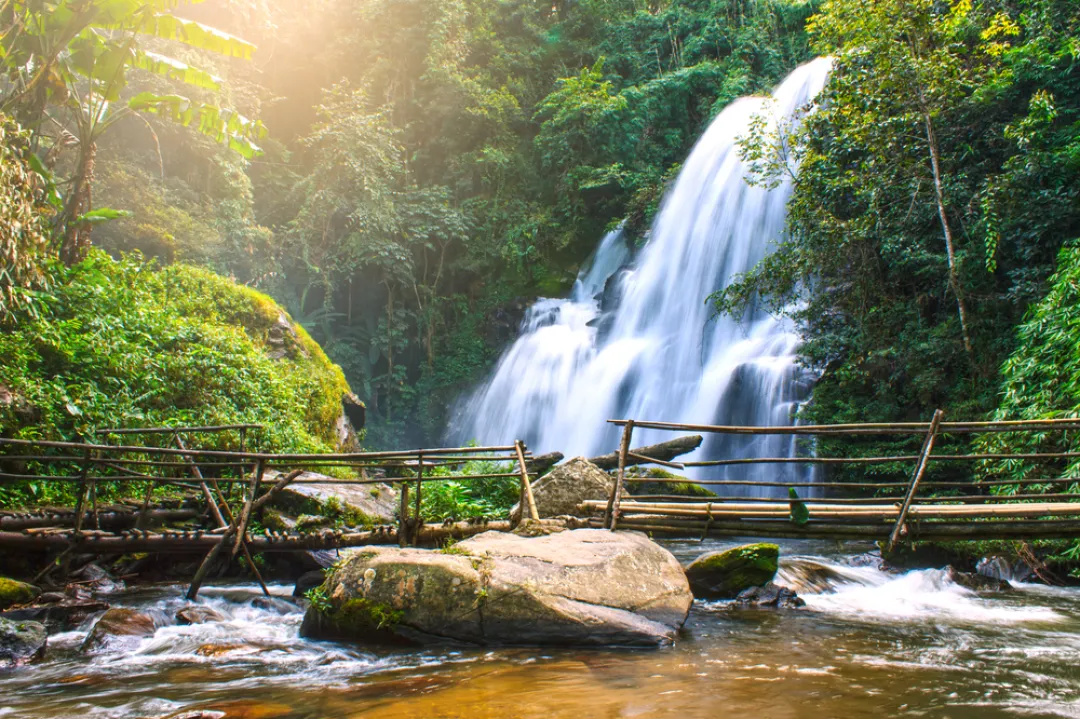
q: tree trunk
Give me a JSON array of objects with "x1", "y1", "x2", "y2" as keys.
[
  {"x1": 60, "y1": 141, "x2": 97, "y2": 265},
  {"x1": 589, "y1": 435, "x2": 704, "y2": 470},
  {"x1": 924, "y1": 114, "x2": 974, "y2": 358}
]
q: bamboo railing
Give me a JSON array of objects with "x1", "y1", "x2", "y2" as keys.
[
  {"x1": 0, "y1": 427, "x2": 541, "y2": 598},
  {"x1": 595, "y1": 412, "x2": 1080, "y2": 548}
]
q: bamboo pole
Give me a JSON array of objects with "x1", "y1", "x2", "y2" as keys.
[
  {"x1": 231, "y1": 459, "x2": 264, "y2": 558},
  {"x1": 608, "y1": 417, "x2": 1080, "y2": 434},
  {"x1": 177, "y1": 435, "x2": 269, "y2": 597},
  {"x1": 889, "y1": 410, "x2": 945, "y2": 550},
  {"x1": 607, "y1": 420, "x2": 635, "y2": 530},
  {"x1": 515, "y1": 440, "x2": 539, "y2": 521},
  {"x1": 398, "y1": 480, "x2": 411, "y2": 548},
  {"x1": 413, "y1": 453, "x2": 423, "y2": 546}
]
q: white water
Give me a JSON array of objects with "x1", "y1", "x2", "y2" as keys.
[{"x1": 455, "y1": 59, "x2": 833, "y2": 492}]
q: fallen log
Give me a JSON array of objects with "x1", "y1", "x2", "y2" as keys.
[
  {"x1": 526, "y1": 452, "x2": 564, "y2": 475},
  {"x1": 588, "y1": 435, "x2": 703, "y2": 470}
]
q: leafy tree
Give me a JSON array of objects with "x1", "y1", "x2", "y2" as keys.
[
  {"x1": 0, "y1": 0, "x2": 266, "y2": 261},
  {"x1": 0, "y1": 116, "x2": 55, "y2": 320}
]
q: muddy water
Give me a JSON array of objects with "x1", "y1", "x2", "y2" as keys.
[{"x1": 3, "y1": 539, "x2": 1080, "y2": 719}]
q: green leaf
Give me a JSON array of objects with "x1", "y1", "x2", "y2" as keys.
[
  {"x1": 74, "y1": 207, "x2": 133, "y2": 224},
  {"x1": 132, "y1": 14, "x2": 256, "y2": 60},
  {"x1": 132, "y1": 50, "x2": 221, "y2": 91},
  {"x1": 789, "y1": 487, "x2": 809, "y2": 525}
]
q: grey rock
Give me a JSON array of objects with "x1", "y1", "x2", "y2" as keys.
[
  {"x1": 0, "y1": 617, "x2": 46, "y2": 666},
  {"x1": 511, "y1": 457, "x2": 613, "y2": 520},
  {"x1": 735, "y1": 583, "x2": 806, "y2": 609},
  {"x1": 947, "y1": 566, "x2": 1012, "y2": 592},
  {"x1": 302, "y1": 528, "x2": 691, "y2": 647},
  {"x1": 176, "y1": 606, "x2": 225, "y2": 625}
]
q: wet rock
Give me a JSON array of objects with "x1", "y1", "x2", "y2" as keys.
[
  {"x1": 510, "y1": 457, "x2": 613, "y2": 520},
  {"x1": 176, "y1": 606, "x2": 225, "y2": 625},
  {"x1": 70, "y1": 562, "x2": 124, "y2": 593},
  {"x1": 38, "y1": 592, "x2": 66, "y2": 604},
  {"x1": 194, "y1": 644, "x2": 260, "y2": 658},
  {"x1": 735, "y1": 583, "x2": 806, "y2": 609},
  {"x1": 294, "y1": 570, "x2": 326, "y2": 598},
  {"x1": 685, "y1": 543, "x2": 780, "y2": 600},
  {"x1": 946, "y1": 566, "x2": 1012, "y2": 592},
  {"x1": 302, "y1": 528, "x2": 692, "y2": 647},
  {"x1": 0, "y1": 577, "x2": 40, "y2": 609},
  {"x1": 0, "y1": 617, "x2": 46, "y2": 666},
  {"x1": 82, "y1": 608, "x2": 161, "y2": 651},
  {"x1": 1, "y1": 600, "x2": 109, "y2": 632},
  {"x1": 846, "y1": 551, "x2": 889, "y2": 571},
  {"x1": 779, "y1": 557, "x2": 848, "y2": 594},
  {"x1": 976, "y1": 555, "x2": 1033, "y2": 583},
  {"x1": 251, "y1": 596, "x2": 298, "y2": 614}
]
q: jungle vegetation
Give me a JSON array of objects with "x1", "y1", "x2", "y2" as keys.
[{"x1": 1, "y1": 0, "x2": 1079, "y2": 492}]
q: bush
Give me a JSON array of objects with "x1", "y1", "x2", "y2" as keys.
[{"x1": 0, "y1": 250, "x2": 353, "y2": 455}]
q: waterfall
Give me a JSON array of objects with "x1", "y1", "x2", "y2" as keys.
[{"x1": 454, "y1": 58, "x2": 833, "y2": 495}]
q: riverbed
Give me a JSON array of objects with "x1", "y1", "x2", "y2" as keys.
[{"x1": 2, "y1": 538, "x2": 1079, "y2": 718}]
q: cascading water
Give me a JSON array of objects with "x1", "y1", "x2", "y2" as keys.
[{"x1": 454, "y1": 58, "x2": 833, "y2": 495}]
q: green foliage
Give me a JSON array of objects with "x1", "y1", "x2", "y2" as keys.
[
  {"x1": 0, "y1": 116, "x2": 55, "y2": 321},
  {"x1": 715, "y1": 0, "x2": 1080, "y2": 486},
  {"x1": 0, "y1": 250, "x2": 351, "y2": 452},
  {"x1": 419, "y1": 458, "x2": 519, "y2": 520},
  {"x1": 977, "y1": 245, "x2": 1080, "y2": 491},
  {"x1": 0, "y1": 0, "x2": 266, "y2": 262}
]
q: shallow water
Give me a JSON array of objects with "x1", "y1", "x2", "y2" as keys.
[{"x1": 3, "y1": 539, "x2": 1080, "y2": 719}]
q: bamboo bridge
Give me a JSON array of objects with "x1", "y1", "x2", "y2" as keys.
[{"x1": 2, "y1": 412, "x2": 1079, "y2": 597}]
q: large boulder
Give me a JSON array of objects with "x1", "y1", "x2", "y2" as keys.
[
  {"x1": 0, "y1": 577, "x2": 40, "y2": 610},
  {"x1": 301, "y1": 528, "x2": 691, "y2": 647},
  {"x1": 685, "y1": 543, "x2": 779, "y2": 600},
  {"x1": 512, "y1": 457, "x2": 613, "y2": 520},
  {"x1": 0, "y1": 617, "x2": 46, "y2": 666},
  {"x1": 270, "y1": 470, "x2": 398, "y2": 527}
]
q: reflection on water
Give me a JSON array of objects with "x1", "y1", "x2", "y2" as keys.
[{"x1": 3, "y1": 538, "x2": 1080, "y2": 719}]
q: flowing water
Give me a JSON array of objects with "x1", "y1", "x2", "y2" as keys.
[
  {"x1": 455, "y1": 59, "x2": 832, "y2": 491},
  {"x1": 4, "y1": 540, "x2": 1080, "y2": 719}
]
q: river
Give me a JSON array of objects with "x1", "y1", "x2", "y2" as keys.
[{"x1": 2, "y1": 538, "x2": 1078, "y2": 718}]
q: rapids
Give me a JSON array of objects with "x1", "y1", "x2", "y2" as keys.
[
  {"x1": 454, "y1": 59, "x2": 833, "y2": 494},
  {"x1": 4, "y1": 539, "x2": 1080, "y2": 718}
]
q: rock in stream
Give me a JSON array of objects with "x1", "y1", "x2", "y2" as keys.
[{"x1": 301, "y1": 528, "x2": 692, "y2": 647}]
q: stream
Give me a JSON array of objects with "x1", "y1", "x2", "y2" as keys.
[{"x1": 2, "y1": 538, "x2": 1079, "y2": 718}]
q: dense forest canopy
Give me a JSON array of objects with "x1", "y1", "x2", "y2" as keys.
[{"x1": 1, "y1": 0, "x2": 1079, "y2": 484}]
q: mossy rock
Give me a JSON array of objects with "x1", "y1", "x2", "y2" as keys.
[
  {"x1": 685, "y1": 543, "x2": 779, "y2": 600},
  {"x1": 625, "y1": 468, "x2": 718, "y2": 498},
  {"x1": 0, "y1": 577, "x2": 40, "y2": 610}
]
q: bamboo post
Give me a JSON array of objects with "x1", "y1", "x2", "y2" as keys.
[
  {"x1": 413, "y1": 453, "x2": 423, "y2": 545},
  {"x1": 231, "y1": 459, "x2": 264, "y2": 558},
  {"x1": 177, "y1": 435, "x2": 269, "y2": 596},
  {"x1": 515, "y1": 440, "x2": 539, "y2": 521},
  {"x1": 888, "y1": 409, "x2": 944, "y2": 551},
  {"x1": 605, "y1": 420, "x2": 635, "y2": 530},
  {"x1": 398, "y1": 481, "x2": 411, "y2": 548}
]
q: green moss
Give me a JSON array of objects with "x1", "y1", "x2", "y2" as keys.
[
  {"x1": 0, "y1": 251, "x2": 355, "y2": 507},
  {"x1": 0, "y1": 577, "x2": 39, "y2": 609},
  {"x1": 331, "y1": 598, "x2": 404, "y2": 632},
  {"x1": 686, "y1": 543, "x2": 780, "y2": 600},
  {"x1": 627, "y1": 468, "x2": 718, "y2": 498}
]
